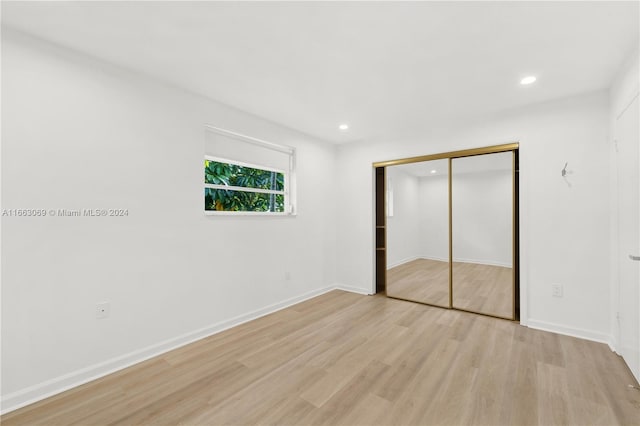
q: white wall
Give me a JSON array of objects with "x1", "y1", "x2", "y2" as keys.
[
  {"x1": 419, "y1": 174, "x2": 449, "y2": 261},
  {"x1": 451, "y1": 167, "x2": 513, "y2": 268},
  {"x1": 1, "y1": 30, "x2": 338, "y2": 411},
  {"x1": 385, "y1": 167, "x2": 421, "y2": 268},
  {"x1": 336, "y1": 90, "x2": 611, "y2": 342},
  {"x1": 388, "y1": 166, "x2": 512, "y2": 268}
]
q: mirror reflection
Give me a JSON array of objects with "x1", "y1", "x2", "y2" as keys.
[
  {"x1": 452, "y1": 152, "x2": 513, "y2": 318},
  {"x1": 386, "y1": 159, "x2": 449, "y2": 307}
]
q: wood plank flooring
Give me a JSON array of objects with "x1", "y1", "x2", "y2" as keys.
[
  {"x1": 387, "y1": 259, "x2": 513, "y2": 318},
  {"x1": 3, "y1": 290, "x2": 639, "y2": 425},
  {"x1": 387, "y1": 258, "x2": 450, "y2": 307},
  {"x1": 452, "y1": 261, "x2": 512, "y2": 318}
]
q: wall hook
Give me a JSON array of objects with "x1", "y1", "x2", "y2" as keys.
[{"x1": 561, "y1": 162, "x2": 568, "y2": 177}]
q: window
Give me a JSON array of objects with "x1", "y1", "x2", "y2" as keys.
[
  {"x1": 205, "y1": 157, "x2": 285, "y2": 212},
  {"x1": 204, "y1": 126, "x2": 295, "y2": 215}
]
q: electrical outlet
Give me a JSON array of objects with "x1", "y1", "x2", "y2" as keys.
[
  {"x1": 285, "y1": 271, "x2": 291, "y2": 281},
  {"x1": 96, "y1": 302, "x2": 110, "y2": 319},
  {"x1": 552, "y1": 284, "x2": 563, "y2": 298}
]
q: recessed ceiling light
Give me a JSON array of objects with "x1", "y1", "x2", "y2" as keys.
[
  {"x1": 339, "y1": 124, "x2": 349, "y2": 131},
  {"x1": 430, "y1": 170, "x2": 437, "y2": 174},
  {"x1": 520, "y1": 76, "x2": 537, "y2": 85}
]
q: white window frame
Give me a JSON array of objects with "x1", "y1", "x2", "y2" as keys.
[{"x1": 204, "y1": 125, "x2": 296, "y2": 216}]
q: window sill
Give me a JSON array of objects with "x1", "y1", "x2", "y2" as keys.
[{"x1": 204, "y1": 211, "x2": 296, "y2": 217}]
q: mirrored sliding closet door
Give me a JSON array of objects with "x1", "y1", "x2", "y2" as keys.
[
  {"x1": 451, "y1": 152, "x2": 515, "y2": 319},
  {"x1": 385, "y1": 159, "x2": 450, "y2": 307},
  {"x1": 374, "y1": 144, "x2": 519, "y2": 321}
]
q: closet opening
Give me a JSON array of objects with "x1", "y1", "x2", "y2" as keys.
[{"x1": 374, "y1": 143, "x2": 520, "y2": 321}]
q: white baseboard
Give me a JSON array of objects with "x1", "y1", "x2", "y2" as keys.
[
  {"x1": 333, "y1": 283, "x2": 374, "y2": 296},
  {"x1": 527, "y1": 319, "x2": 613, "y2": 347},
  {"x1": 1, "y1": 285, "x2": 365, "y2": 415},
  {"x1": 607, "y1": 334, "x2": 618, "y2": 354},
  {"x1": 386, "y1": 255, "x2": 511, "y2": 269},
  {"x1": 386, "y1": 255, "x2": 420, "y2": 270},
  {"x1": 451, "y1": 257, "x2": 512, "y2": 268},
  {"x1": 421, "y1": 255, "x2": 449, "y2": 263}
]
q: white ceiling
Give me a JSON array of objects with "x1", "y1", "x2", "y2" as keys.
[
  {"x1": 394, "y1": 159, "x2": 449, "y2": 178},
  {"x1": 2, "y1": 1, "x2": 638, "y2": 144}
]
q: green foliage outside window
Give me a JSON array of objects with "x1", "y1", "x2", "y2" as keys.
[{"x1": 205, "y1": 160, "x2": 285, "y2": 212}]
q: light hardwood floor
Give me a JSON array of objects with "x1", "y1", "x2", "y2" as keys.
[
  {"x1": 387, "y1": 259, "x2": 513, "y2": 318},
  {"x1": 3, "y1": 290, "x2": 639, "y2": 425},
  {"x1": 387, "y1": 258, "x2": 450, "y2": 307},
  {"x1": 452, "y1": 261, "x2": 512, "y2": 318}
]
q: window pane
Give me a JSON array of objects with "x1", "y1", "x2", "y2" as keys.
[
  {"x1": 205, "y1": 188, "x2": 285, "y2": 212},
  {"x1": 204, "y1": 160, "x2": 284, "y2": 191}
]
